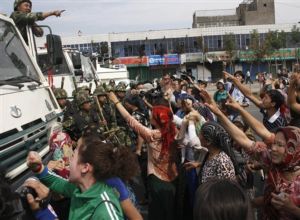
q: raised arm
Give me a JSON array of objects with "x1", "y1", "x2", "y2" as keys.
[
  {"x1": 226, "y1": 95, "x2": 273, "y2": 141},
  {"x1": 223, "y1": 71, "x2": 263, "y2": 108},
  {"x1": 288, "y1": 73, "x2": 300, "y2": 113},
  {"x1": 107, "y1": 92, "x2": 156, "y2": 142},
  {"x1": 200, "y1": 89, "x2": 253, "y2": 151}
]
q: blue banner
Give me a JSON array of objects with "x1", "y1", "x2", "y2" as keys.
[
  {"x1": 148, "y1": 54, "x2": 179, "y2": 66},
  {"x1": 164, "y1": 54, "x2": 180, "y2": 65},
  {"x1": 149, "y1": 55, "x2": 164, "y2": 66}
]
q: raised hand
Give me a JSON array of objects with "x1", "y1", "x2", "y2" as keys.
[
  {"x1": 27, "y1": 151, "x2": 43, "y2": 173},
  {"x1": 107, "y1": 91, "x2": 119, "y2": 104},
  {"x1": 225, "y1": 95, "x2": 242, "y2": 110},
  {"x1": 186, "y1": 110, "x2": 201, "y2": 122},
  {"x1": 223, "y1": 71, "x2": 234, "y2": 81},
  {"x1": 199, "y1": 89, "x2": 221, "y2": 115}
]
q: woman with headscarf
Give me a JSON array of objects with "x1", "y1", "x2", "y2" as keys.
[
  {"x1": 201, "y1": 89, "x2": 300, "y2": 220},
  {"x1": 108, "y1": 91, "x2": 177, "y2": 220},
  {"x1": 198, "y1": 121, "x2": 236, "y2": 184}
]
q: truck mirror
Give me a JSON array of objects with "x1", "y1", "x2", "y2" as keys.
[
  {"x1": 74, "y1": 69, "x2": 83, "y2": 76},
  {"x1": 71, "y1": 52, "x2": 82, "y2": 69},
  {"x1": 46, "y1": 34, "x2": 63, "y2": 65}
]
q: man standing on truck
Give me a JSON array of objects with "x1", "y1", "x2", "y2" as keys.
[{"x1": 10, "y1": 0, "x2": 63, "y2": 44}]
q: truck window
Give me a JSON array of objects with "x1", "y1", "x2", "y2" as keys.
[
  {"x1": 0, "y1": 20, "x2": 40, "y2": 82},
  {"x1": 38, "y1": 53, "x2": 71, "y2": 75}
]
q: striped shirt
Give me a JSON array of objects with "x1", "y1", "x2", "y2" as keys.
[{"x1": 261, "y1": 109, "x2": 287, "y2": 132}]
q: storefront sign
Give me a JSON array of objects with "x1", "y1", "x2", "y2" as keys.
[
  {"x1": 165, "y1": 54, "x2": 180, "y2": 65},
  {"x1": 112, "y1": 56, "x2": 148, "y2": 67},
  {"x1": 149, "y1": 54, "x2": 180, "y2": 66},
  {"x1": 181, "y1": 53, "x2": 204, "y2": 64},
  {"x1": 239, "y1": 48, "x2": 298, "y2": 61},
  {"x1": 206, "y1": 51, "x2": 236, "y2": 62},
  {"x1": 149, "y1": 55, "x2": 164, "y2": 66}
]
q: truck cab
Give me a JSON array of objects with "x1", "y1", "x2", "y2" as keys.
[
  {"x1": 0, "y1": 14, "x2": 61, "y2": 190},
  {"x1": 37, "y1": 48, "x2": 99, "y2": 96}
]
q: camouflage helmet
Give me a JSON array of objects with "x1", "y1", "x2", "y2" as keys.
[
  {"x1": 77, "y1": 86, "x2": 90, "y2": 95},
  {"x1": 14, "y1": 0, "x2": 32, "y2": 11},
  {"x1": 115, "y1": 84, "x2": 127, "y2": 92},
  {"x1": 75, "y1": 92, "x2": 91, "y2": 106},
  {"x1": 105, "y1": 85, "x2": 114, "y2": 92},
  {"x1": 93, "y1": 85, "x2": 106, "y2": 96},
  {"x1": 53, "y1": 88, "x2": 68, "y2": 99}
]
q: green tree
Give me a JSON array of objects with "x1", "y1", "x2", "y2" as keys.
[
  {"x1": 250, "y1": 29, "x2": 271, "y2": 72},
  {"x1": 223, "y1": 32, "x2": 236, "y2": 73},
  {"x1": 291, "y1": 25, "x2": 300, "y2": 44},
  {"x1": 264, "y1": 30, "x2": 287, "y2": 74}
]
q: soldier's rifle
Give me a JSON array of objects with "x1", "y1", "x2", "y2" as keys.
[
  {"x1": 61, "y1": 76, "x2": 65, "y2": 89},
  {"x1": 72, "y1": 76, "x2": 78, "y2": 93},
  {"x1": 88, "y1": 58, "x2": 99, "y2": 87},
  {"x1": 93, "y1": 96, "x2": 121, "y2": 145}
]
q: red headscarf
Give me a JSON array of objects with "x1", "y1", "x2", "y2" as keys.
[
  {"x1": 152, "y1": 105, "x2": 176, "y2": 155},
  {"x1": 264, "y1": 126, "x2": 300, "y2": 220},
  {"x1": 276, "y1": 126, "x2": 300, "y2": 171}
]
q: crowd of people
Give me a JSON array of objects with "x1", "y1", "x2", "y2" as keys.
[
  {"x1": 1, "y1": 0, "x2": 300, "y2": 219},
  {"x1": 2, "y1": 65, "x2": 300, "y2": 220}
]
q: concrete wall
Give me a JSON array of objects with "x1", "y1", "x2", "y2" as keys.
[
  {"x1": 244, "y1": 0, "x2": 275, "y2": 25},
  {"x1": 193, "y1": 0, "x2": 275, "y2": 28}
]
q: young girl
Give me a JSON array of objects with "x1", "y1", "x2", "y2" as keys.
[{"x1": 27, "y1": 132, "x2": 139, "y2": 220}]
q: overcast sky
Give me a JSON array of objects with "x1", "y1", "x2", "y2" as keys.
[{"x1": 1, "y1": 0, "x2": 299, "y2": 36}]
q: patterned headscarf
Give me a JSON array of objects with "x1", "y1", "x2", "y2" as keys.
[
  {"x1": 152, "y1": 105, "x2": 176, "y2": 155},
  {"x1": 276, "y1": 126, "x2": 300, "y2": 171},
  {"x1": 201, "y1": 122, "x2": 241, "y2": 175},
  {"x1": 201, "y1": 121, "x2": 232, "y2": 153}
]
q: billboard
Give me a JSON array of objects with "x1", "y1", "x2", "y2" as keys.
[
  {"x1": 149, "y1": 55, "x2": 164, "y2": 66},
  {"x1": 149, "y1": 54, "x2": 180, "y2": 66},
  {"x1": 181, "y1": 53, "x2": 204, "y2": 64},
  {"x1": 112, "y1": 56, "x2": 148, "y2": 67},
  {"x1": 239, "y1": 49, "x2": 298, "y2": 62}
]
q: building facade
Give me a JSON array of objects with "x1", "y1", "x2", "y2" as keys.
[{"x1": 59, "y1": 23, "x2": 300, "y2": 82}]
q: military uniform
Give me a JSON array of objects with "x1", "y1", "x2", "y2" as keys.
[
  {"x1": 53, "y1": 88, "x2": 77, "y2": 125},
  {"x1": 93, "y1": 85, "x2": 117, "y2": 130},
  {"x1": 10, "y1": 0, "x2": 44, "y2": 44},
  {"x1": 63, "y1": 92, "x2": 99, "y2": 141},
  {"x1": 112, "y1": 84, "x2": 136, "y2": 147}
]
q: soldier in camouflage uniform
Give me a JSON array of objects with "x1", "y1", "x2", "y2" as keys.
[
  {"x1": 114, "y1": 84, "x2": 127, "y2": 127},
  {"x1": 93, "y1": 85, "x2": 117, "y2": 131},
  {"x1": 111, "y1": 84, "x2": 135, "y2": 148},
  {"x1": 10, "y1": 0, "x2": 63, "y2": 44},
  {"x1": 63, "y1": 91, "x2": 99, "y2": 141},
  {"x1": 53, "y1": 88, "x2": 77, "y2": 123}
]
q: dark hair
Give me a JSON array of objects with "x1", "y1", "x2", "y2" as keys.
[
  {"x1": 265, "y1": 89, "x2": 285, "y2": 109},
  {"x1": 234, "y1": 70, "x2": 244, "y2": 78},
  {"x1": 194, "y1": 179, "x2": 252, "y2": 220},
  {"x1": 78, "y1": 131, "x2": 139, "y2": 181},
  {"x1": 191, "y1": 87, "x2": 202, "y2": 102},
  {"x1": 124, "y1": 95, "x2": 143, "y2": 111}
]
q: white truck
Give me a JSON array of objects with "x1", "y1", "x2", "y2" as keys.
[
  {"x1": 96, "y1": 63, "x2": 130, "y2": 85},
  {"x1": 37, "y1": 48, "x2": 100, "y2": 96},
  {"x1": 0, "y1": 14, "x2": 62, "y2": 190}
]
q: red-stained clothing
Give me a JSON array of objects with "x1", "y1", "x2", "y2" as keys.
[{"x1": 124, "y1": 110, "x2": 178, "y2": 182}]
